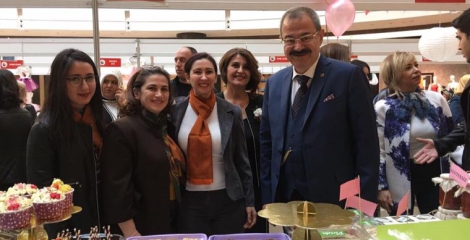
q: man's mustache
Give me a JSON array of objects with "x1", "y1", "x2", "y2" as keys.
[{"x1": 290, "y1": 49, "x2": 311, "y2": 56}]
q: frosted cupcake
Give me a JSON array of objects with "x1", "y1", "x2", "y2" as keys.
[
  {"x1": 6, "y1": 183, "x2": 38, "y2": 197},
  {"x1": 0, "y1": 196, "x2": 33, "y2": 230},
  {"x1": 50, "y1": 179, "x2": 74, "y2": 209},
  {"x1": 31, "y1": 188, "x2": 65, "y2": 220}
]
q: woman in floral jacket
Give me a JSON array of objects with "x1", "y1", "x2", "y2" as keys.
[{"x1": 375, "y1": 51, "x2": 454, "y2": 215}]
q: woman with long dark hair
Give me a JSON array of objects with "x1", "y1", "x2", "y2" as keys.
[
  {"x1": 0, "y1": 69, "x2": 31, "y2": 191},
  {"x1": 26, "y1": 48, "x2": 104, "y2": 235}
]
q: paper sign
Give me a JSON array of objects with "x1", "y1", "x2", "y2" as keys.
[
  {"x1": 318, "y1": 230, "x2": 346, "y2": 239},
  {"x1": 339, "y1": 178, "x2": 360, "y2": 201},
  {"x1": 450, "y1": 162, "x2": 469, "y2": 188},
  {"x1": 396, "y1": 191, "x2": 410, "y2": 217},
  {"x1": 345, "y1": 195, "x2": 377, "y2": 217}
]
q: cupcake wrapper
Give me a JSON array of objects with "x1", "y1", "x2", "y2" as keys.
[
  {"x1": 0, "y1": 206, "x2": 33, "y2": 230},
  {"x1": 33, "y1": 199, "x2": 65, "y2": 219},
  {"x1": 64, "y1": 189, "x2": 74, "y2": 209}
]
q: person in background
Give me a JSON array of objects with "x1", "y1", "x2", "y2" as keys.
[
  {"x1": 172, "y1": 46, "x2": 198, "y2": 98},
  {"x1": 411, "y1": 9, "x2": 470, "y2": 170},
  {"x1": 260, "y1": 6, "x2": 379, "y2": 210},
  {"x1": 320, "y1": 43, "x2": 350, "y2": 62},
  {"x1": 217, "y1": 47, "x2": 265, "y2": 233},
  {"x1": 375, "y1": 51, "x2": 453, "y2": 215},
  {"x1": 101, "y1": 67, "x2": 185, "y2": 238},
  {"x1": 172, "y1": 52, "x2": 256, "y2": 236},
  {"x1": 26, "y1": 48, "x2": 104, "y2": 236},
  {"x1": 17, "y1": 80, "x2": 37, "y2": 124},
  {"x1": 0, "y1": 69, "x2": 32, "y2": 191},
  {"x1": 449, "y1": 75, "x2": 470, "y2": 126},
  {"x1": 101, "y1": 70, "x2": 123, "y2": 124}
]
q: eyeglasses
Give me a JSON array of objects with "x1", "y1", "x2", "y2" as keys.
[
  {"x1": 67, "y1": 75, "x2": 97, "y2": 87},
  {"x1": 281, "y1": 31, "x2": 319, "y2": 46}
]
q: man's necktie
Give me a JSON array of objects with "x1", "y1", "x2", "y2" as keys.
[{"x1": 292, "y1": 75, "x2": 310, "y2": 119}]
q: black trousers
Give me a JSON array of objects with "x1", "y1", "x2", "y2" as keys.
[
  {"x1": 179, "y1": 189, "x2": 246, "y2": 236},
  {"x1": 389, "y1": 160, "x2": 440, "y2": 215},
  {"x1": 410, "y1": 160, "x2": 440, "y2": 214}
]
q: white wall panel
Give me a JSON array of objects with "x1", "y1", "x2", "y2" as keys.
[{"x1": 0, "y1": 38, "x2": 465, "y2": 75}]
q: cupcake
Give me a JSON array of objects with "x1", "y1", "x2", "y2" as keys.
[
  {"x1": 31, "y1": 188, "x2": 65, "y2": 220},
  {"x1": 0, "y1": 196, "x2": 33, "y2": 230},
  {"x1": 50, "y1": 179, "x2": 74, "y2": 209},
  {"x1": 6, "y1": 183, "x2": 38, "y2": 197}
]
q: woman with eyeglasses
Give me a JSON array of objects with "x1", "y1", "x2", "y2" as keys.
[
  {"x1": 100, "y1": 67, "x2": 185, "y2": 237},
  {"x1": 26, "y1": 48, "x2": 104, "y2": 236}
]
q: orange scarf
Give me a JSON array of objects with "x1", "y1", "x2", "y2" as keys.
[
  {"x1": 72, "y1": 105, "x2": 102, "y2": 151},
  {"x1": 187, "y1": 90, "x2": 216, "y2": 185}
]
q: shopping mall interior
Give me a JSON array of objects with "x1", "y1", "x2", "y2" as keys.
[{"x1": 1, "y1": 0, "x2": 469, "y2": 107}]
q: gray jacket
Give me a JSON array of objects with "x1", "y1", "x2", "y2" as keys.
[{"x1": 171, "y1": 96, "x2": 255, "y2": 207}]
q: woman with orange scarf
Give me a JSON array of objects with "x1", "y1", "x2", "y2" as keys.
[
  {"x1": 101, "y1": 67, "x2": 185, "y2": 238},
  {"x1": 26, "y1": 49, "x2": 104, "y2": 236},
  {"x1": 172, "y1": 52, "x2": 256, "y2": 235}
]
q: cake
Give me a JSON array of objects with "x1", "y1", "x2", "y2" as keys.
[
  {"x1": 50, "y1": 179, "x2": 74, "y2": 209},
  {"x1": 31, "y1": 188, "x2": 65, "y2": 219},
  {"x1": 0, "y1": 196, "x2": 33, "y2": 230},
  {"x1": 6, "y1": 183, "x2": 38, "y2": 197}
]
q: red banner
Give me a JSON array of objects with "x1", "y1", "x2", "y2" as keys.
[
  {"x1": 107, "y1": 0, "x2": 164, "y2": 1},
  {"x1": 0, "y1": 60, "x2": 24, "y2": 69},
  {"x1": 415, "y1": 0, "x2": 465, "y2": 3},
  {"x1": 100, "y1": 58, "x2": 122, "y2": 67},
  {"x1": 269, "y1": 56, "x2": 289, "y2": 63}
]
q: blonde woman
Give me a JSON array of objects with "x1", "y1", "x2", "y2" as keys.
[
  {"x1": 375, "y1": 51, "x2": 454, "y2": 215},
  {"x1": 17, "y1": 81, "x2": 37, "y2": 124},
  {"x1": 449, "y1": 74, "x2": 470, "y2": 125}
]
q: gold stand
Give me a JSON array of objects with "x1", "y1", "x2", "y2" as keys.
[
  {"x1": 0, "y1": 206, "x2": 82, "y2": 240},
  {"x1": 258, "y1": 201, "x2": 355, "y2": 240}
]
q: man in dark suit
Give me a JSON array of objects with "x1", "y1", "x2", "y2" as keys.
[{"x1": 259, "y1": 6, "x2": 379, "y2": 207}]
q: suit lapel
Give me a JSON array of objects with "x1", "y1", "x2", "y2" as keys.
[
  {"x1": 217, "y1": 98, "x2": 234, "y2": 155},
  {"x1": 280, "y1": 68, "x2": 293, "y2": 132},
  {"x1": 303, "y1": 56, "x2": 331, "y2": 127}
]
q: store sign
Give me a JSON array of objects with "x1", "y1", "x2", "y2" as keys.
[
  {"x1": 269, "y1": 56, "x2": 289, "y2": 63},
  {"x1": 0, "y1": 60, "x2": 24, "y2": 69},
  {"x1": 415, "y1": 0, "x2": 465, "y2": 2},
  {"x1": 350, "y1": 54, "x2": 358, "y2": 59},
  {"x1": 100, "y1": 58, "x2": 122, "y2": 67}
]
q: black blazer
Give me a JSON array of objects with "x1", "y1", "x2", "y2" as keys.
[
  {"x1": 171, "y1": 97, "x2": 255, "y2": 207},
  {"x1": 0, "y1": 107, "x2": 31, "y2": 189},
  {"x1": 26, "y1": 121, "x2": 100, "y2": 235}
]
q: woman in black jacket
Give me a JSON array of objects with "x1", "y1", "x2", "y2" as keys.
[
  {"x1": 0, "y1": 69, "x2": 32, "y2": 191},
  {"x1": 26, "y1": 48, "x2": 104, "y2": 236}
]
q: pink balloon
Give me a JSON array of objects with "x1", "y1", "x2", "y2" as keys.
[{"x1": 325, "y1": 0, "x2": 356, "y2": 37}]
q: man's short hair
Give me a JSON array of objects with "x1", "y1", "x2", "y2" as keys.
[
  {"x1": 452, "y1": 8, "x2": 470, "y2": 37},
  {"x1": 280, "y1": 6, "x2": 321, "y2": 36},
  {"x1": 184, "y1": 46, "x2": 198, "y2": 55}
]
